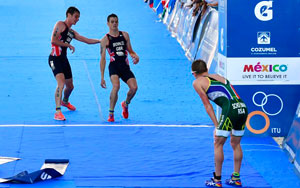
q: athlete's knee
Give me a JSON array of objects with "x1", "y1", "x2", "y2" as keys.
[
  {"x1": 112, "y1": 83, "x2": 120, "y2": 91},
  {"x1": 129, "y1": 84, "x2": 138, "y2": 93},
  {"x1": 214, "y1": 136, "x2": 226, "y2": 147},
  {"x1": 230, "y1": 138, "x2": 241, "y2": 149},
  {"x1": 57, "y1": 83, "x2": 65, "y2": 90},
  {"x1": 65, "y1": 83, "x2": 74, "y2": 90}
]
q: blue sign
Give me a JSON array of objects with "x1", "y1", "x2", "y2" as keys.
[
  {"x1": 226, "y1": 0, "x2": 300, "y2": 57},
  {"x1": 218, "y1": 0, "x2": 227, "y2": 57},
  {"x1": 234, "y1": 85, "x2": 300, "y2": 136},
  {"x1": 219, "y1": 0, "x2": 300, "y2": 137}
]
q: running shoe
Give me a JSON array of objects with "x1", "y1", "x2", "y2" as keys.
[
  {"x1": 225, "y1": 175, "x2": 242, "y2": 187},
  {"x1": 121, "y1": 101, "x2": 129, "y2": 119},
  {"x1": 54, "y1": 112, "x2": 66, "y2": 121},
  {"x1": 108, "y1": 114, "x2": 115, "y2": 122},
  {"x1": 61, "y1": 101, "x2": 76, "y2": 111},
  {"x1": 205, "y1": 178, "x2": 222, "y2": 187}
]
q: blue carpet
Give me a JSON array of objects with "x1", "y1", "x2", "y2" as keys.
[{"x1": 0, "y1": 0, "x2": 299, "y2": 187}]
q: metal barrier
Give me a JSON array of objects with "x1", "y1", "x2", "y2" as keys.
[{"x1": 283, "y1": 101, "x2": 300, "y2": 176}]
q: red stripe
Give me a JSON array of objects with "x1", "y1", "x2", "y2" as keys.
[
  {"x1": 55, "y1": 45, "x2": 60, "y2": 56},
  {"x1": 230, "y1": 84, "x2": 240, "y2": 99}
]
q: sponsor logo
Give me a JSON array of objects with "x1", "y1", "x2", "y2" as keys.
[
  {"x1": 257, "y1": 31, "x2": 270, "y2": 44},
  {"x1": 251, "y1": 31, "x2": 277, "y2": 54},
  {"x1": 243, "y1": 62, "x2": 288, "y2": 72},
  {"x1": 254, "y1": 1, "x2": 273, "y2": 21},
  {"x1": 250, "y1": 47, "x2": 277, "y2": 55},
  {"x1": 116, "y1": 51, "x2": 124, "y2": 56},
  {"x1": 246, "y1": 91, "x2": 283, "y2": 134},
  {"x1": 41, "y1": 172, "x2": 52, "y2": 180}
]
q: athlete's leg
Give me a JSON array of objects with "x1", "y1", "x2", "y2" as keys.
[
  {"x1": 214, "y1": 133, "x2": 227, "y2": 178},
  {"x1": 125, "y1": 78, "x2": 138, "y2": 104},
  {"x1": 55, "y1": 73, "x2": 65, "y2": 110},
  {"x1": 63, "y1": 78, "x2": 74, "y2": 102},
  {"x1": 60, "y1": 78, "x2": 76, "y2": 111},
  {"x1": 110, "y1": 75, "x2": 120, "y2": 110},
  {"x1": 230, "y1": 135, "x2": 243, "y2": 173}
]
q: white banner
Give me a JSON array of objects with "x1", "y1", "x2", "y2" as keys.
[{"x1": 226, "y1": 57, "x2": 300, "y2": 85}]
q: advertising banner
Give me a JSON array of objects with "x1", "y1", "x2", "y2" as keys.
[
  {"x1": 218, "y1": 0, "x2": 300, "y2": 136},
  {"x1": 227, "y1": 57, "x2": 299, "y2": 85},
  {"x1": 235, "y1": 85, "x2": 300, "y2": 136},
  {"x1": 227, "y1": 0, "x2": 300, "y2": 57}
]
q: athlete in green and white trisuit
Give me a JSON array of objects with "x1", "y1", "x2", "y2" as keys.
[{"x1": 191, "y1": 59, "x2": 248, "y2": 187}]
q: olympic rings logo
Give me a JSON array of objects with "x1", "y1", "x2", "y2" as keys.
[{"x1": 246, "y1": 91, "x2": 284, "y2": 134}]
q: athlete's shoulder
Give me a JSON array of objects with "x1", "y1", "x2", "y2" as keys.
[
  {"x1": 100, "y1": 34, "x2": 109, "y2": 45},
  {"x1": 56, "y1": 21, "x2": 66, "y2": 27},
  {"x1": 193, "y1": 77, "x2": 207, "y2": 86},
  {"x1": 210, "y1": 74, "x2": 226, "y2": 83},
  {"x1": 121, "y1": 31, "x2": 129, "y2": 39},
  {"x1": 54, "y1": 21, "x2": 67, "y2": 31},
  {"x1": 193, "y1": 77, "x2": 209, "y2": 94}
]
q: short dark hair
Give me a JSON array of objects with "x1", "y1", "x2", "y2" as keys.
[
  {"x1": 107, "y1": 13, "x2": 118, "y2": 22},
  {"x1": 66, "y1": 6, "x2": 80, "y2": 17},
  {"x1": 191, "y1": 59, "x2": 208, "y2": 74}
]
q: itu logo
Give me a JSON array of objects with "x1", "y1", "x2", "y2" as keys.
[
  {"x1": 254, "y1": 1, "x2": 273, "y2": 21},
  {"x1": 252, "y1": 91, "x2": 283, "y2": 116},
  {"x1": 246, "y1": 91, "x2": 283, "y2": 134}
]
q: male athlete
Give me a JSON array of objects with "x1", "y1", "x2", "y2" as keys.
[
  {"x1": 49, "y1": 6, "x2": 100, "y2": 121},
  {"x1": 191, "y1": 59, "x2": 248, "y2": 187},
  {"x1": 100, "y1": 13, "x2": 139, "y2": 122}
]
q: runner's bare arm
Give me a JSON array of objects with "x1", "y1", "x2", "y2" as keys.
[
  {"x1": 123, "y1": 32, "x2": 139, "y2": 64},
  {"x1": 73, "y1": 30, "x2": 101, "y2": 44},
  {"x1": 100, "y1": 36, "x2": 108, "y2": 88},
  {"x1": 193, "y1": 79, "x2": 219, "y2": 127}
]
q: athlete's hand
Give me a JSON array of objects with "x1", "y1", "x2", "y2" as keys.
[
  {"x1": 101, "y1": 79, "x2": 106, "y2": 88},
  {"x1": 68, "y1": 45, "x2": 75, "y2": 53},
  {"x1": 132, "y1": 54, "x2": 139, "y2": 64}
]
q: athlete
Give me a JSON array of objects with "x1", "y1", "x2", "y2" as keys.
[
  {"x1": 191, "y1": 59, "x2": 248, "y2": 187},
  {"x1": 100, "y1": 13, "x2": 139, "y2": 122},
  {"x1": 49, "y1": 6, "x2": 101, "y2": 121}
]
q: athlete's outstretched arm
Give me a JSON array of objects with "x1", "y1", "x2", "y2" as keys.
[
  {"x1": 100, "y1": 36, "x2": 108, "y2": 88},
  {"x1": 123, "y1": 32, "x2": 139, "y2": 64},
  {"x1": 193, "y1": 79, "x2": 219, "y2": 127},
  {"x1": 73, "y1": 30, "x2": 101, "y2": 44},
  {"x1": 51, "y1": 21, "x2": 75, "y2": 53}
]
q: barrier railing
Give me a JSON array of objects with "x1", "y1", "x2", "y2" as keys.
[
  {"x1": 283, "y1": 101, "x2": 300, "y2": 176},
  {"x1": 145, "y1": 0, "x2": 300, "y2": 138}
]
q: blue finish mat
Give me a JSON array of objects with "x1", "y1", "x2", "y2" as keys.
[
  {"x1": 0, "y1": 126, "x2": 271, "y2": 188},
  {"x1": 0, "y1": 0, "x2": 299, "y2": 187}
]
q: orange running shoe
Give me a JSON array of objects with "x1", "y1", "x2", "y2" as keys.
[
  {"x1": 61, "y1": 101, "x2": 76, "y2": 111},
  {"x1": 108, "y1": 114, "x2": 115, "y2": 122},
  {"x1": 121, "y1": 101, "x2": 129, "y2": 119},
  {"x1": 54, "y1": 111, "x2": 66, "y2": 121}
]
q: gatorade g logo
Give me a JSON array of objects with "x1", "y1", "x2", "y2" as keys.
[{"x1": 254, "y1": 1, "x2": 273, "y2": 21}]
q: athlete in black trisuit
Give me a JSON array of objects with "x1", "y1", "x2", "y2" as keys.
[
  {"x1": 49, "y1": 6, "x2": 100, "y2": 121},
  {"x1": 100, "y1": 13, "x2": 139, "y2": 122}
]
